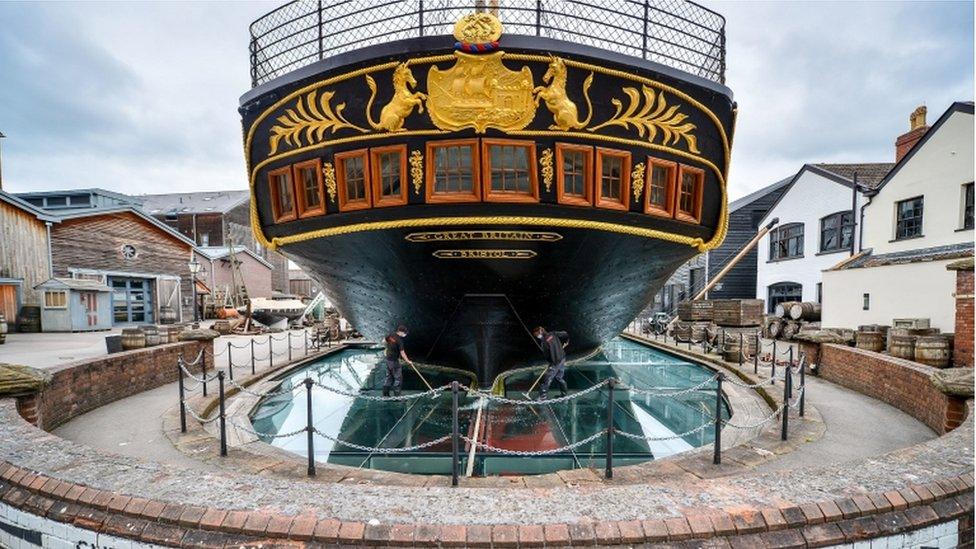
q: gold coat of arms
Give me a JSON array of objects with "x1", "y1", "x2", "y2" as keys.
[{"x1": 427, "y1": 51, "x2": 536, "y2": 133}]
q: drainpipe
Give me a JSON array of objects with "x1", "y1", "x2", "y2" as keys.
[
  {"x1": 45, "y1": 222, "x2": 54, "y2": 277},
  {"x1": 850, "y1": 173, "x2": 858, "y2": 256}
]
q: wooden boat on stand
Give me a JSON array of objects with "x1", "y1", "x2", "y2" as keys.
[{"x1": 239, "y1": 1, "x2": 736, "y2": 385}]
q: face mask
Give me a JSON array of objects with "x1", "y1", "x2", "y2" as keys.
[{"x1": 535, "y1": 333, "x2": 543, "y2": 339}]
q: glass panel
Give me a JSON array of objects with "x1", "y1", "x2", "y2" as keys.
[
  {"x1": 301, "y1": 166, "x2": 321, "y2": 209},
  {"x1": 562, "y1": 150, "x2": 586, "y2": 197},
  {"x1": 343, "y1": 156, "x2": 366, "y2": 201},
  {"x1": 895, "y1": 197, "x2": 923, "y2": 239},
  {"x1": 274, "y1": 173, "x2": 294, "y2": 214},
  {"x1": 650, "y1": 165, "x2": 669, "y2": 208},
  {"x1": 601, "y1": 156, "x2": 623, "y2": 201},
  {"x1": 679, "y1": 172, "x2": 696, "y2": 213},
  {"x1": 489, "y1": 145, "x2": 531, "y2": 193},
  {"x1": 433, "y1": 145, "x2": 474, "y2": 194},
  {"x1": 964, "y1": 184, "x2": 974, "y2": 230},
  {"x1": 379, "y1": 151, "x2": 402, "y2": 197}
]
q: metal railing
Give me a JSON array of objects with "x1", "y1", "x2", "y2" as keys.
[{"x1": 248, "y1": 0, "x2": 727, "y2": 88}]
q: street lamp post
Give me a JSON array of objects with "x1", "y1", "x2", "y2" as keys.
[{"x1": 188, "y1": 255, "x2": 202, "y2": 323}]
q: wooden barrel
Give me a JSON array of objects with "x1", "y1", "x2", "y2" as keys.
[
  {"x1": 774, "y1": 301, "x2": 799, "y2": 319},
  {"x1": 767, "y1": 318, "x2": 783, "y2": 339},
  {"x1": 0, "y1": 312, "x2": 7, "y2": 344},
  {"x1": 213, "y1": 319, "x2": 232, "y2": 335},
  {"x1": 910, "y1": 327, "x2": 941, "y2": 337},
  {"x1": 781, "y1": 321, "x2": 800, "y2": 340},
  {"x1": 17, "y1": 306, "x2": 40, "y2": 333},
  {"x1": 721, "y1": 328, "x2": 759, "y2": 362},
  {"x1": 158, "y1": 306, "x2": 178, "y2": 325},
  {"x1": 914, "y1": 336, "x2": 951, "y2": 368},
  {"x1": 142, "y1": 325, "x2": 160, "y2": 346},
  {"x1": 789, "y1": 302, "x2": 821, "y2": 321},
  {"x1": 889, "y1": 335, "x2": 916, "y2": 360},
  {"x1": 855, "y1": 330, "x2": 885, "y2": 352},
  {"x1": 121, "y1": 328, "x2": 146, "y2": 350},
  {"x1": 673, "y1": 321, "x2": 692, "y2": 342}
]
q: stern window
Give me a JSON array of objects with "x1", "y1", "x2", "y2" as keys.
[
  {"x1": 294, "y1": 158, "x2": 325, "y2": 218},
  {"x1": 370, "y1": 145, "x2": 407, "y2": 207},
  {"x1": 268, "y1": 167, "x2": 296, "y2": 223},
  {"x1": 595, "y1": 148, "x2": 630, "y2": 211},
  {"x1": 483, "y1": 139, "x2": 537, "y2": 203},
  {"x1": 427, "y1": 140, "x2": 480, "y2": 203},
  {"x1": 336, "y1": 150, "x2": 371, "y2": 212},
  {"x1": 646, "y1": 157, "x2": 677, "y2": 217},
  {"x1": 675, "y1": 165, "x2": 704, "y2": 223},
  {"x1": 556, "y1": 143, "x2": 592, "y2": 207}
]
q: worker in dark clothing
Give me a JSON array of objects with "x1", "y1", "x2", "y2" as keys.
[
  {"x1": 382, "y1": 325, "x2": 414, "y2": 397},
  {"x1": 532, "y1": 326, "x2": 569, "y2": 399}
]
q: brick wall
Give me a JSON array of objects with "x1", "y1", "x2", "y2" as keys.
[
  {"x1": 953, "y1": 269, "x2": 973, "y2": 368},
  {"x1": 18, "y1": 341, "x2": 206, "y2": 430},
  {"x1": 819, "y1": 344, "x2": 968, "y2": 434}
]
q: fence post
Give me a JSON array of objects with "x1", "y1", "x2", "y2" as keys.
[
  {"x1": 227, "y1": 342, "x2": 234, "y2": 381},
  {"x1": 754, "y1": 333, "x2": 760, "y2": 373},
  {"x1": 317, "y1": 0, "x2": 323, "y2": 60},
  {"x1": 218, "y1": 371, "x2": 227, "y2": 457},
  {"x1": 177, "y1": 359, "x2": 187, "y2": 433},
  {"x1": 738, "y1": 333, "x2": 744, "y2": 367},
  {"x1": 713, "y1": 374, "x2": 723, "y2": 464},
  {"x1": 304, "y1": 330, "x2": 309, "y2": 356},
  {"x1": 288, "y1": 332, "x2": 293, "y2": 362},
  {"x1": 770, "y1": 341, "x2": 777, "y2": 384},
  {"x1": 788, "y1": 347, "x2": 794, "y2": 398},
  {"x1": 535, "y1": 0, "x2": 542, "y2": 36},
  {"x1": 418, "y1": 0, "x2": 424, "y2": 37},
  {"x1": 605, "y1": 379, "x2": 615, "y2": 479},
  {"x1": 451, "y1": 381, "x2": 460, "y2": 487},
  {"x1": 642, "y1": 0, "x2": 649, "y2": 60},
  {"x1": 305, "y1": 377, "x2": 316, "y2": 477},
  {"x1": 781, "y1": 365, "x2": 791, "y2": 441},
  {"x1": 202, "y1": 349, "x2": 208, "y2": 397},
  {"x1": 718, "y1": 328, "x2": 724, "y2": 354},
  {"x1": 269, "y1": 335, "x2": 274, "y2": 367},
  {"x1": 799, "y1": 356, "x2": 806, "y2": 417},
  {"x1": 251, "y1": 339, "x2": 256, "y2": 375}
]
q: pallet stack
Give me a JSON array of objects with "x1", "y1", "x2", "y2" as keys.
[
  {"x1": 711, "y1": 299, "x2": 763, "y2": 362},
  {"x1": 674, "y1": 300, "x2": 714, "y2": 342}
]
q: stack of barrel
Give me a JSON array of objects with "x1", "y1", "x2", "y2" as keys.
[
  {"x1": 120, "y1": 324, "x2": 186, "y2": 351},
  {"x1": 674, "y1": 300, "x2": 714, "y2": 343},
  {"x1": 766, "y1": 301, "x2": 821, "y2": 341},
  {"x1": 854, "y1": 319, "x2": 953, "y2": 368},
  {"x1": 712, "y1": 299, "x2": 763, "y2": 362}
]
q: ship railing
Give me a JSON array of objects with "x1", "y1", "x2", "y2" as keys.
[{"x1": 248, "y1": 0, "x2": 726, "y2": 88}]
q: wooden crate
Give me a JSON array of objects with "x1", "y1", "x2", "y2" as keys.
[
  {"x1": 676, "y1": 300, "x2": 713, "y2": 322},
  {"x1": 712, "y1": 299, "x2": 764, "y2": 327}
]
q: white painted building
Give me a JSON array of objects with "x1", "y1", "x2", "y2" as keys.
[
  {"x1": 755, "y1": 163, "x2": 892, "y2": 313},
  {"x1": 822, "y1": 102, "x2": 974, "y2": 331}
]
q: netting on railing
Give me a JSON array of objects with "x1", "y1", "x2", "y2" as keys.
[{"x1": 248, "y1": 0, "x2": 726, "y2": 87}]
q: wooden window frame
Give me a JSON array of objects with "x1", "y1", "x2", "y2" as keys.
[
  {"x1": 44, "y1": 290, "x2": 67, "y2": 309},
  {"x1": 425, "y1": 139, "x2": 481, "y2": 204},
  {"x1": 335, "y1": 149, "x2": 372, "y2": 212},
  {"x1": 481, "y1": 138, "x2": 539, "y2": 204},
  {"x1": 675, "y1": 164, "x2": 705, "y2": 224},
  {"x1": 293, "y1": 158, "x2": 326, "y2": 219},
  {"x1": 644, "y1": 157, "x2": 677, "y2": 217},
  {"x1": 894, "y1": 195, "x2": 924, "y2": 240},
  {"x1": 595, "y1": 147, "x2": 631, "y2": 211},
  {"x1": 267, "y1": 166, "x2": 297, "y2": 223},
  {"x1": 555, "y1": 143, "x2": 593, "y2": 207},
  {"x1": 370, "y1": 145, "x2": 408, "y2": 208}
]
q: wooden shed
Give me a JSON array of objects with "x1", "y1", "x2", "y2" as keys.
[{"x1": 34, "y1": 278, "x2": 112, "y2": 332}]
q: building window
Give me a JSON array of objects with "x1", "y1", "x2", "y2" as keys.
[
  {"x1": 645, "y1": 157, "x2": 676, "y2": 217},
  {"x1": 426, "y1": 139, "x2": 480, "y2": 203},
  {"x1": 595, "y1": 147, "x2": 630, "y2": 211},
  {"x1": 963, "y1": 183, "x2": 974, "y2": 230},
  {"x1": 769, "y1": 223, "x2": 804, "y2": 261},
  {"x1": 44, "y1": 291, "x2": 67, "y2": 309},
  {"x1": 894, "y1": 196, "x2": 923, "y2": 240},
  {"x1": 863, "y1": 293, "x2": 870, "y2": 310},
  {"x1": 335, "y1": 149, "x2": 371, "y2": 211},
  {"x1": 819, "y1": 211, "x2": 854, "y2": 253},
  {"x1": 555, "y1": 143, "x2": 592, "y2": 207},
  {"x1": 675, "y1": 165, "x2": 704, "y2": 223},
  {"x1": 294, "y1": 158, "x2": 325, "y2": 217},
  {"x1": 370, "y1": 145, "x2": 407, "y2": 207},
  {"x1": 199, "y1": 233, "x2": 209, "y2": 247},
  {"x1": 482, "y1": 139, "x2": 537, "y2": 203},
  {"x1": 268, "y1": 167, "x2": 296, "y2": 223},
  {"x1": 768, "y1": 282, "x2": 802, "y2": 313}
]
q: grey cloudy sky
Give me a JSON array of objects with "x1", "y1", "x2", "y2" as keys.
[{"x1": 0, "y1": 1, "x2": 972, "y2": 200}]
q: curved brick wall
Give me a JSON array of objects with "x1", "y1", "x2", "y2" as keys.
[{"x1": 818, "y1": 344, "x2": 968, "y2": 434}]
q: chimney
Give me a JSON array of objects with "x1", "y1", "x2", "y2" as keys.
[{"x1": 895, "y1": 105, "x2": 928, "y2": 162}]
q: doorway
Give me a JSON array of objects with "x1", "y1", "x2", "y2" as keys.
[{"x1": 110, "y1": 277, "x2": 153, "y2": 324}]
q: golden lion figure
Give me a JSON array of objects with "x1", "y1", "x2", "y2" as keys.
[
  {"x1": 365, "y1": 63, "x2": 427, "y2": 132},
  {"x1": 533, "y1": 56, "x2": 594, "y2": 131}
]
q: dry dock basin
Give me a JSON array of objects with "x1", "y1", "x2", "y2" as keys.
[{"x1": 0, "y1": 335, "x2": 971, "y2": 547}]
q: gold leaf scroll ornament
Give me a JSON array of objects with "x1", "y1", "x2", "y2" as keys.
[
  {"x1": 268, "y1": 90, "x2": 366, "y2": 155},
  {"x1": 365, "y1": 63, "x2": 427, "y2": 132},
  {"x1": 409, "y1": 150, "x2": 424, "y2": 195},
  {"x1": 453, "y1": 12, "x2": 503, "y2": 43},
  {"x1": 589, "y1": 86, "x2": 700, "y2": 154},
  {"x1": 323, "y1": 162, "x2": 337, "y2": 203},
  {"x1": 539, "y1": 148, "x2": 554, "y2": 192},
  {"x1": 631, "y1": 162, "x2": 646, "y2": 202}
]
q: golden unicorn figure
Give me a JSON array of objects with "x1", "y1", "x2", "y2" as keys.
[
  {"x1": 365, "y1": 63, "x2": 427, "y2": 132},
  {"x1": 533, "y1": 56, "x2": 594, "y2": 131}
]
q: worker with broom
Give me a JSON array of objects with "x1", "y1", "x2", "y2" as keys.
[
  {"x1": 382, "y1": 324, "x2": 415, "y2": 397},
  {"x1": 531, "y1": 326, "x2": 570, "y2": 400}
]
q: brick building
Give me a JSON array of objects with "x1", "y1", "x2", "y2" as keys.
[
  {"x1": 947, "y1": 258, "x2": 973, "y2": 368},
  {"x1": 139, "y1": 191, "x2": 289, "y2": 293}
]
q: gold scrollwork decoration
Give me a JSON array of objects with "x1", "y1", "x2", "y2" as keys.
[
  {"x1": 268, "y1": 90, "x2": 366, "y2": 155},
  {"x1": 323, "y1": 162, "x2": 337, "y2": 203},
  {"x1": 589, "y1": 86, "x2": 700, "y2": 154},
  {"x1": 433, "y1": 249, "x2": 537, "y2": 260},
  {"x1": 534, "y1": 57, "x2": 594, "y2": 131},
  {"x1": 365, "y1": 63, "x2": 427, "y2": 132},
  {"x1": 631, "y1": 162, "x2": 646, "y2": 202},
  {"x1": 409, "y1": 150, "x2": 424, "y2": 195},
  {"x1": 406, "y1": 231, "x2": 562, "y2": 242},
  {"x1": 539, "y1": 148, "x2": 554, "y2": 192}
]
